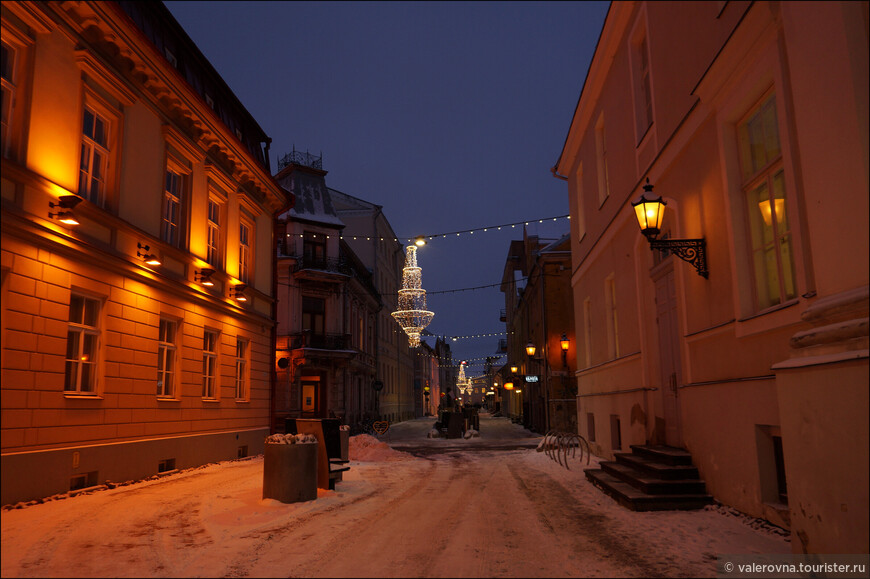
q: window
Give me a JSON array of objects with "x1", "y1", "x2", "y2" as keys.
[
  {"x1": 583, "y1": 297, "x2": 592, "y2": 368},
  {"x1": 202, "y1": 329, "x2": 218, "y2": 399},
  {"x1": 162, "y1": 168, "x2": 183, "y2": 247},
  {"x1": 65, "y1": 294, "x2": 100, "y2": 394},
  {"x1": 206, "y1": 198, "x2": 223, "y2": 267},
  {"x1": 595, "y1": 113, "x2": 610, "y2": 206},
  {"x1": 79, "y1": 105, "x2": 110, "y2": 207},
  {"x1": 737, "y1": 92, "x2": 796, "y2": 311},
  {"x1": 239, "y1": 220, "x2": 252, "y2": 283},
  {"x1": 302, "y1": 296, "x2": 325, "y2": 336},
  {"x1": 605, "y1": 276, "x2": 619, "y2": 359},
  {"x1": 157, "y1": 318, "x2": 177, "y2": 398},
  {"x1": 303, "y1": 231, "x2": 326, "y2": 268},
  {"x1": 574, "y1": 163, "x2": 586, "y2": 242},
  {"x1": 587, "y1": 412, "x2": 596, "y2": 442},
  {"x1": 1, "y1": 40, "x2": 15, "y2": 158},
  {"x1": 632, "y1": 33, "x2": 654, "y2": 138},
  {"x1": 234, "y1": 337, "x2": 248, "y2": 400},
  {"x1": 0, "y1": 27, "x2": 32, "y2": 162}
]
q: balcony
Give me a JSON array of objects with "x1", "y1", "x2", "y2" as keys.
[
  {"x1": 289, "y1": 331, "x2": 352, "y2": 351},
  {"x1": 290, "y1": 255, "x2": 352, "y2": 282}
]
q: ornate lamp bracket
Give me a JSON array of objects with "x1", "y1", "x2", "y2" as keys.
[{"x1": 649, "y1": 238, "x2": 708, "y2": 279}]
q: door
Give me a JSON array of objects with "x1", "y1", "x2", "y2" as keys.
[{"x1": 654, "y1": 265, "x2": 683, "y2": 447}]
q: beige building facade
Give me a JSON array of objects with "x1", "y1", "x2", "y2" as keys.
[
  {"x1": 1, "y1": 1, "x2": 288, "y2": 505},
  {"x1": 330, "y1": 189, "x2": 416, "y2": 424},
  {"x1": 554, "y1": 1, "x2": 867, "y2": 553}
]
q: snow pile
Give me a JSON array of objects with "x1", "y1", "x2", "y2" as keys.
[
  {"x1": 427, "y1": 429, "x2": 441, "y2": 438},
  {"x1": 349, "y1": 434, "x2": 412, "y2": 462},
  {"x1": 264, "y1": 433, "x2": 317, "y2": 444},
  {"x1": 463, "y1": 428, "x2": 479, "y2": 439}
]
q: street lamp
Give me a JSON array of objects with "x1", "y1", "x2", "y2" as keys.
[
  {"x1": 631, "y1": 178, "x2": 708, "y2": 278},
  {"x1": 560, "y1": 333, "x2": 569, "y2": 368},
  {"x1": 525, "y1": 342, "x2": 536, "y2": 357}
]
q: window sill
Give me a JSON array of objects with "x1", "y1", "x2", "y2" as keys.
[
  {"x1": 157, "y1": 396, "x2": 180, "y2": 402},
  {"x1": 738, "y1": 298, "x2": 800, "y2": 322},
  {"x1": 63, "y1": 393, "x2": 102, "y2": 400},
  {"x1": 202, "y1": 398, "x2": 220, "y2": 403}
]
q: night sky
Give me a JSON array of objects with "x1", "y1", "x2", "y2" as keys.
[{"x1": 165, "y1": 1, "x2": 610, "y2": 374}]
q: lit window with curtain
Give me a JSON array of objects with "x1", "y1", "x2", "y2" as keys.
[
  {"x1": 79, "y1": 105, "x2": 109, "y2": 207},
  {"x1": 65, "y1": 294, "x2": 100, "y2": 394},
  {"x1": 737, "y1": 92, "x2": 796, "y2": 311},
  {"x1": 202, "y1": 329, "x2": 218, "y2": 399},
  {"x1": 157, "y1": 318, "x2": 177, "y2": 398}
]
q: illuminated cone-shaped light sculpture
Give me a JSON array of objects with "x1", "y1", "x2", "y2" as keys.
[
  {"x1": 457, "y1": 361, "x2": 470, "y2": 395},
  {"x1": 392, "y1": 245, "x2": 434, "y2": 347}
]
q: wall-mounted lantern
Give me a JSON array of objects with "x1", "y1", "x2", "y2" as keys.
[
  {"x1": 48, "y1": 195, "x2": 82, "y2": 226},
  {"x1": 137, "y1": 243, "x2": 161, "y2": 266},
  {"x1": 631, "y1": 179, "x2": 708, "y2": 278},
  {"x1": 195, "y1": 267, "x2": 215, "y2": 286},
  {"x1": 231, "y1": 284, "x2": 247, "y2": 302}
]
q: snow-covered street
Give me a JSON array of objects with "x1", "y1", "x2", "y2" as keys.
[{"x1": 1, "y1": 415, "x2": 790, "y2": 578}]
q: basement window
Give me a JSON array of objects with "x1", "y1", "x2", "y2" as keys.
[
  {"x1": 158, "y1": 458, "x2": 176, "y2": 473},
  {"x1": 70, "y1": 471, "x2": 98, "y2": 492}
]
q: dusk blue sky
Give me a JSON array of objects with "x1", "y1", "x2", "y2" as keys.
[{"x1": 165, "y1": 1, "x2": 610, "y2": 374}]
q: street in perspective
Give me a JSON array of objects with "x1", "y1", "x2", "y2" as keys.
[{"x1": 1, "y1": 414, "x2": 793, "y2": 578}]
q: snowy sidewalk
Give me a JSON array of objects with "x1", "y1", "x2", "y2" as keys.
[{"x1": 1, "y1": 422, "x2": 791, "y2": 578}]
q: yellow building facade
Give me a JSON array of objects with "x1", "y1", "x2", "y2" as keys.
[{"x1": 1, "y1": 1, "x2": 289, "y2": 505}]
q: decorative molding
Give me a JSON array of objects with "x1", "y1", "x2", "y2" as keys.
[
  {"x1": 74, "y1": 49, "x2": 137, "y2": 106},
  {"x1": 162, "y1": 123, "x2": 204, "y2": 164}
]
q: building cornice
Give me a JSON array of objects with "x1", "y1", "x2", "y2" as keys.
[{"x1": 48, "y1": 1, "x2": 286, "y2": 212}]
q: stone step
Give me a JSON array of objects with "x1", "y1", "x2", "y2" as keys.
[
  {"x1": 629, "y1": 444, "x2": 696, "y2": 466},
  {"x1": 600, "y1": 461, "x2": 708, "y2": 495},
  {"x1": 614, "y1": 452, "x2": 700, "y2": 480},
  {"x1": 585, "y1": 469, "x2": 714, "y2": 512}
]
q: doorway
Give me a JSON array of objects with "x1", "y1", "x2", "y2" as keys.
[{"x1": 653, "y1": 264, "x2": 683, "y2": 448}]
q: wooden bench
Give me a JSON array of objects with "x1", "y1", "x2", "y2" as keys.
[{"x1": 286, "y1": 418, "x2": 350, "y2": 490}]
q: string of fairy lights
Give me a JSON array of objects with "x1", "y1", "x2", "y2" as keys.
[
  {"x1": 281, "y1": 214, "x2": 570, "y2": 244},
  {"x1": 280, "y1": 213, "x2": 569, "y2": 357}
]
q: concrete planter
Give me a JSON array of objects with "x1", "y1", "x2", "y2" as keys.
[{"x1": 262, "y1": 442, "x2": 318, "y2": 503}]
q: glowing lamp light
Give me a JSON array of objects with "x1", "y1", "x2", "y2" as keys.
[
  {"x1": 560, "y1": 334, "x2": 570, "y2": 352},
  {"x1": 631, "y1": 178, "x2": 709, "y2": 279},
  {"x1": 758, "y1": 198, "x2": 785, "y2": 227},
  {"x1": 196, "y1": 267, "x2": 216, "y2": 287},
  {"x1": 48, "y1": 195, "x2": 83, "y2": 226},
  {"x1": 231, "y1": 284, "x2": 247, "y2": 302},
  {"x1": 631, "y1": 181, "x2": 666, "y2": 239},
  {"x1": 137, "y1": 243, "x2": 161, "y2": 266},
  {"x1": 510, "y1": 365, "x2": 518, "y2": 374},
  {"x1": 414, "y1": 236, "x2": 426, "y2": 247},
  {"x1": 503, "y1": 381, "x2": 514, "y2": 391},
  {"x1": 525, "y1": 342, "x2": 536, "y2": 357}
]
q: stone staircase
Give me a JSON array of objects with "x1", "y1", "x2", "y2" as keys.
[{"x1": 585, "y1": 444, "x2": 714, "y2": 511}]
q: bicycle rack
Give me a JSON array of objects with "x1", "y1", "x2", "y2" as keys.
[{"x1": 539, "y1": 430, "x2": 591, "y2": 470}]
